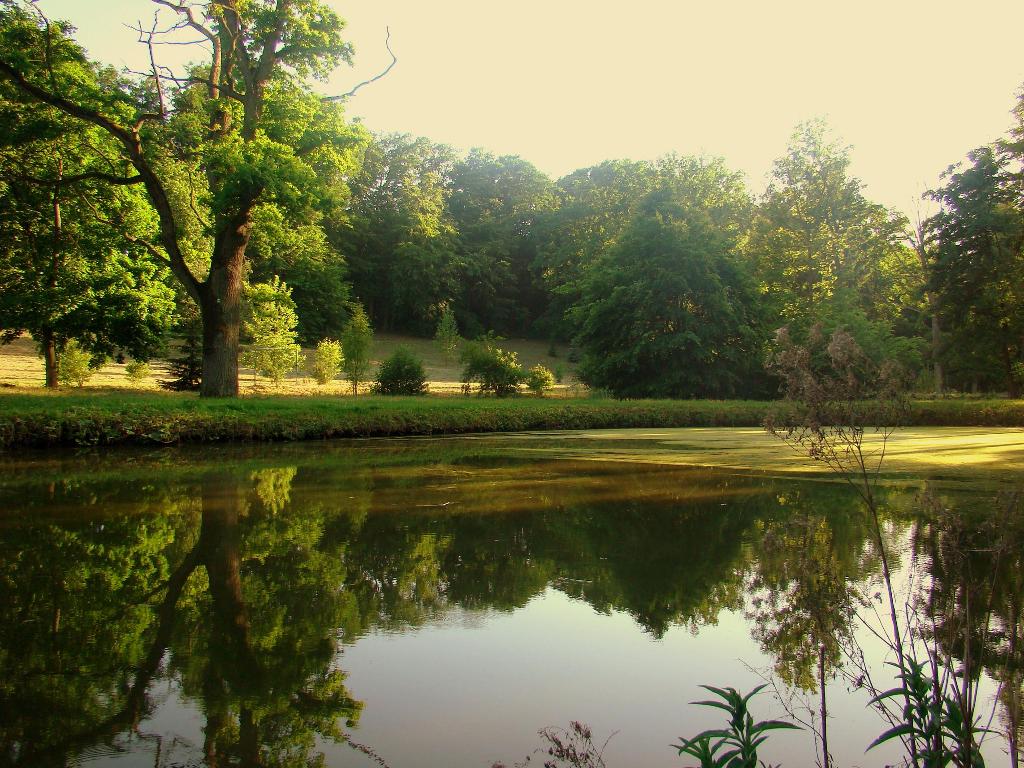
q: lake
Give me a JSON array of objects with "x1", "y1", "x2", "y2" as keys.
[{"x1": 1, "y1": 428, "x2": 1022, "y2": 767}]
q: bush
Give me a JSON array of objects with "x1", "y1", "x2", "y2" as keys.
[
  {"x1": 553, "y1": 364, "x2": 566, "y2": 384},
  {"x1": 372, "y1": 347, "x2": 428, "y2": 395},
  {"x1": 308, "y1": 339, "x2": 343, "y2": 385},
  {"x1": 526, "y1": 364, "x2": 556, "y2": 396},
  {"x1": 57, "y1": 340, "x2": 98, "y2": 388},
  {"x1": 460, "y1": 337, "x2": 525, "y2": 397},
  {"x1": 124, "y1": 359, "x2": 151, "y2": 384}
]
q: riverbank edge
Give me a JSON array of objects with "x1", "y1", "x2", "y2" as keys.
[{"x1": 1, "y1": 393, "x2": 1022, "y2": 448}]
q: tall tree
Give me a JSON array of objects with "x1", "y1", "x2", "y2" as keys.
[
  {"x1": 572, "y1": 157, "x2": 765, "y2": 398},
  {"x1": 334, "y1": 132, "x2": 458, "y2": 333},
  {"x1": 0, "y1": 0, "x2": 365, "y2": 396},
  {"x1": 536, "y1": 159, "x2": 659, "y2": 338},
  {"x1": 448, "y1": 149, "x2": 557, "y2": 336},
  {"x1": 926, "y1": 145, "x2": 1024, "y2": 396},
  {"x1": 749, "y1": 121, "x2": 922, "y2": 365}
]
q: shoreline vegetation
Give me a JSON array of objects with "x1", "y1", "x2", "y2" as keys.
[{"x1": 1, "y1": 391, "x2": 1022, "y2": 448}]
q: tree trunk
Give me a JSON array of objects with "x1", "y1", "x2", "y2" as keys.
[
  {"x1": 930, "y1": 309, "x2": 944, "y2": 394},
  {"x1": 42, "y1": 327, "x2": 58, "y2": 388},
  {"x1": 200, "y1": 293, "x2": 241, "y2": 397},
  {"x1": 198, "y1": 222, "x2": 248, "y2": 397}
]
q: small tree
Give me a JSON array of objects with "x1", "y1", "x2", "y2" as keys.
[
  {"x1": 57, "y1": 339, "x2": 96, "y2": 388},
  {"x1": 526, "y1": 364, "x2": 556, "y2": 396},
  {"x1": 161, "y1": 332, "x2": 202, "y2": 392},
  {"x1": 124, "y1": 359, "x2": 151, "y2": 385},
  {"x1": 341, "y1": 304, "x2": 373, "y2": 395},
  {"x1": 372, "y1": 347, "x2": 427, "y2": 395},
  {"x1": 460, "y1": 336, "x2": 525, "y2": 397},
  {"x1": 241, "y1": 277, "x2": 302, "y2": 386},
  {"x1": 308, "y1": 339, "x2": 343, "y2": 386},
  {"x1": 434, "y1": 306, "x2": 461, "y2": 364}
]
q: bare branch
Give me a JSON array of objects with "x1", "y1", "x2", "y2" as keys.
[
  {"x1": 326, "y1": 27, "x2": 396, "y2": 102},
  {"x1": 152, "y1": 0, "x2": 217, "y2": 44}
]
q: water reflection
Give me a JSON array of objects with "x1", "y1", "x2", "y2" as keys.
[{"x1": 0, "y1": 439, "x2": 1020, "y2": 766}]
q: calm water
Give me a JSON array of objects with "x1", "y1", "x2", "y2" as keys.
[{"x1": 0, "y1": 433, "x2": 1021, "y2": 767}]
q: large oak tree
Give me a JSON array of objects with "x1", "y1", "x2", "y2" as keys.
[{"x1": 0, "y1": 0, "x2": 366, "y2": 396}]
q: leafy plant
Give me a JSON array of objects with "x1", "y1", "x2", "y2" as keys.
[
  {"x1": 526, "y1": 364, "x2": 556, "y2": 396},
  {"x1": 674, "y1": 685, "x2": 799, "y2": 768},
  {"x1": 161, "y1": 332, "x2": 202, "y2": 392},
  {"x1": 372, "y1": 347, "x2": 427, "y2": 395},
  {"x1": 57, "y1": 340, "x2": 98, "y2": 388},
  {"x1": 868, "y1": 658, "x2": 989, "y2": 767},
  {"x1": 241, "y1": 277, "x2": 302, "y2": 385},
  {"x1": 341, "y1": 304, "x2": 373, "y2": 395},
  {"x1": 460, "y1": 336, "x2": 525, "y2": 397},
  {"x1": 308, "y1": 339, "x2": 343, "y2": 386},
  {"x1": 124, "y1": 359, "x2": 151, "y2": 384},
  {"x1": 434, "y1": 306, "x2": 461, "y2": 364}
]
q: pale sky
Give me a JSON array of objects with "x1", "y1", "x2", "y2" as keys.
[{"x1": 39, "y1": 0, "x2": 1024, "y2": 217}]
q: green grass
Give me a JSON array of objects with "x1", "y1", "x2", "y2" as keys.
[{"x1": 0, "y1": 391, "x2": 1022, "y2": 448}]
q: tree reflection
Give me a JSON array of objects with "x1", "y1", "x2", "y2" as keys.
[{"x1": 1, "y1": 444, "x2": 1020, "y2": 766}]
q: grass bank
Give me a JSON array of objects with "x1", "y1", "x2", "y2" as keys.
[{"x1": 0, "y1": 391, "x2": 1022, "y2": 448}]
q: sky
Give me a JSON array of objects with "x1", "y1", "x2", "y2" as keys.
[{"x1": 39, "y1": 0, "x2": 1024, "y2": 218}]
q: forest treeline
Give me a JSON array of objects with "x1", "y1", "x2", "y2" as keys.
[{"x1": 1, "y1": 2, "x2": 1022, "y2": 397}]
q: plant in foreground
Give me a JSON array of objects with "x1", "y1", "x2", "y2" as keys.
[
  {"x1": 674, "y1": 685, "x2": 799, "y2": 768},
  {"x1": 868, "y1": 658, "x2": 989, "y2": 768}
]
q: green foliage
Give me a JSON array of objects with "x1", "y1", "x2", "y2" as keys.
[
  {"x1": 246, "y1": 204, "x2": 352, "y2": 344},
  {"x1": 308, "y1": 338, "x2": 343, "y2": 385},
  {"x1": 526, "y1": 364, "x2": 555, "y2": 396},
  {"x1": 0, "y1": 0, "x2": 366, "y2": 396},
  {"x1": 573, "y1": 164, "x2": 767, "y2": 399},
  {"x1": 868, "y1": 659, "x2": 989, "y2": 767},
  {"x1": 460, "y1": 336, "x2": 526, "y2": 396},
  {"x1": 448, "y1": 149, "x2": 558, "y2": 335},
  {"x1": 123, "y1": 359, "x2": 151, "y2": 384},
  {"x1": 241, "y1": 277, "x2": 302, "y2": 385},
  {"x1": 161, "y1": 326, "x2": 203, "y2": 392},
  {"x1": 674, "y1": 685, "x2": 799, "y2": 768},
  {"x1": 57, "y1": 339, "x2": 97, "y2": 387},
  {"x1": 926, "y1": 145, "x2": 1024, "y2": 396},
  {"x1": 335, "y1": 132, "x2": 458, "y2": 334},
  {"x1": 0, "y1": 393, "x2": 1021, "y2": 448},
  {"x1": 434, "y1": 306, "x2": 461, "y2": 363},
  {"x1": 372, "y1": 346, "x2": 428, "y2": 395},
  {"x1": 340, "y1": 303, "x2": 373, "y2": 394}
]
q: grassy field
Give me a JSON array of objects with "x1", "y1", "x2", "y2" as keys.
[
  {"x1": 0, "y1": 333, "x2": 579, "y2": 395},
  {"x1": 3, "y1": 333, "x2": 1023, "y2": 448},
  {"x1": 0, "y1": 387, "x2": 1022, "y2": 448}
]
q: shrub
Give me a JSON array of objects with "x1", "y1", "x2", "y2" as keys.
[
  {"x1": 124, "y1": 359, "x2": 151, "y2": 384},
  {"x1": 57, "y1": 340, "x2": 98, "y2": 388},
  {"x1": 372, "y1": 347, "x2": 428, "y2": 395},
  {"x1": 553, "y1": 364, "x2": 566, "y2": 384},
  {"x1": 308, "y1": 339, "x2": 343, "y2": 385},
  {"x1": 526, "y1": 364, "x2": 556, "y2": 396},
  {"x1": 460, "y1": 337, "x2": 525, "y2": 397}
]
